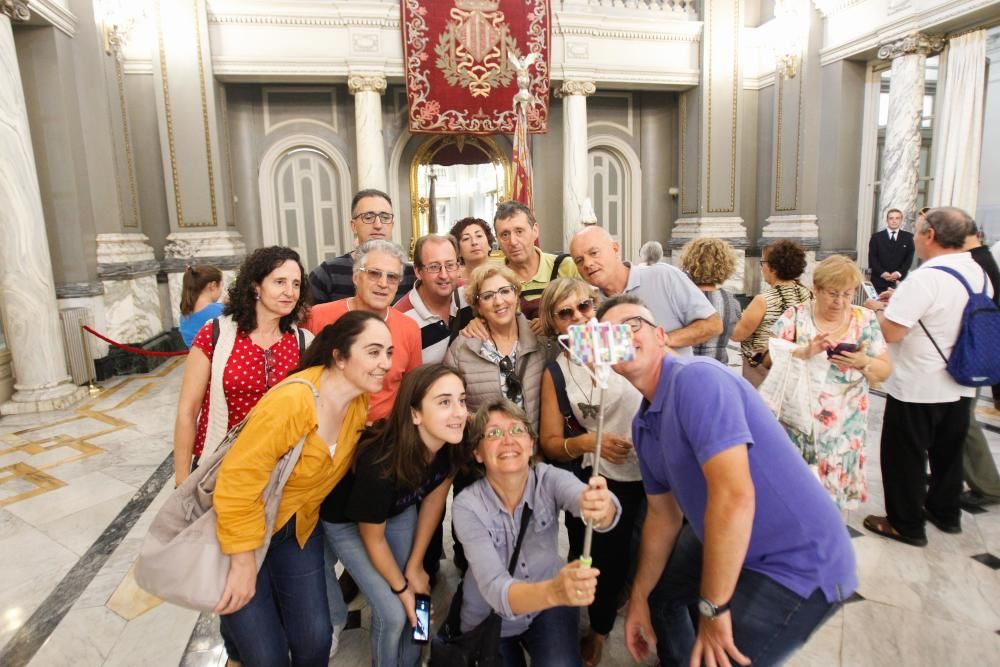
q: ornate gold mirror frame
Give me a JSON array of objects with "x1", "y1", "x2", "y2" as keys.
[{"x1": 409, "y1": 135, "x2": 513, "y2": 244}]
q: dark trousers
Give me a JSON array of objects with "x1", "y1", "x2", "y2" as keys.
[
  {"x1": 219, "y1": 517, "x2": 331, "y2": 667},
  {"x1": 499, "y1": 605, "x2": 583, "y2": 667},
  {"x1": 880, "y1": 394, "x2": 971, "y2": 538},
  {"x1": 650, "y1": 526, "x2": 840, "y2": 667},
  {"x1": 424, "y1": 470, "x2": 476, "y2": 574},
  {"x1": 585, "y1": 478, "x2": 645, "y2": 635}
]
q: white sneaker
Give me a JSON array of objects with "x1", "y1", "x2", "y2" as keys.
[{"x1": 329, "y1": 623, "x2": 343, "y2": 658}]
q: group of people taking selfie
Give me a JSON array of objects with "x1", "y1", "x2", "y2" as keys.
[{"x1": 164, "y1": 189, "x2": 996, "y2": 667}]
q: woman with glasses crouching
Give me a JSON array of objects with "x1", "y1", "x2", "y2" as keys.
[
  {"x1": 453, "y1": 399, "x2": 621, "y2": 667},
  {"x1": 536, "y1": 279, "x2": 645, "y2": 666},
  {"x1": 444, "y1": 264, "x2": 545, "y2": 428}
]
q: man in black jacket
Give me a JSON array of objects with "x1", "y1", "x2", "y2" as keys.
[{"x1": 868, "y1": 208, "x2": 915, "y2": 293}]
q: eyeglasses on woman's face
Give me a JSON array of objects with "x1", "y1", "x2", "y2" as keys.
[
  {"x1": 477, "y1": 284, "x2": 517, "y2": 304},
  {"x1": 554, "y1": 298, "x2": 594, "y2": 322},
  {"x1": 483, "y1": 423, "x2": 529, "y2": 441},
  {"x1": 820, "y1": 288, "x2": 855, "y2": 302}
]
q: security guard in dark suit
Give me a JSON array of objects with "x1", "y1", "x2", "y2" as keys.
[{"x1": 868, "y1": 208, "x2": 915, "y2": 293}]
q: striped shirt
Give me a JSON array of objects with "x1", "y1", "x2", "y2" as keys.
[
  {"x1": 514, "y1": 248, "x2": 580, "y2": 320},
  {"x1": 308, "y1": 252, "x2": 416, "y2": 305},
  {"x1": 741, "y1": 282, "x2": 812, "y2": 360},
  {"x1": 394, "y1": 283, "x2": 468, "y2": 364}
]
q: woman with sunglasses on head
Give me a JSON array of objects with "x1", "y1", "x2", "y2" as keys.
[
  {"x1": 444, "y1": 264, "x2": 545, "y2": 428},
  {"x1": 321, "y1": 364, "x2": 471, "y2": 667},
  {"x1": 453, "y1": 399, "x2": 620, "y2": 667},
  {"x1": 536, "y1": 279, "x2": 645, "y2": 667}
]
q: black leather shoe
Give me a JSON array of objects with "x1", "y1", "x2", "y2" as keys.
[
  {"x1": 923, "y1": 507, "x2": 961, "y2": 534},
  {"x1": 960, "y1": 490, "x2": 1000, "y2": 510}
]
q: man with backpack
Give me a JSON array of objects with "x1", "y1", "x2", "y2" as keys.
[{"x1": 864, "y1": 207, "x2": 996, "y2": 547}]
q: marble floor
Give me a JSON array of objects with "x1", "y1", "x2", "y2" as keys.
[{"x1": 1, "y1": 359, "x2": 999, "y2": 666}]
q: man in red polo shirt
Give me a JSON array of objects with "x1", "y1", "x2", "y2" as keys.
[{"x1": 306, "y1": 239, "x2": 422, "y2": 422}]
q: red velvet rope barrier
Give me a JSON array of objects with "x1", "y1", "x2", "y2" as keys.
[{"x1": 82, "y1": 325, "x2": 189, "y2": 357}]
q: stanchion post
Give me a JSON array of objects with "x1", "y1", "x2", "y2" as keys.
[{"x1": 79, "y1": 324, "x2": 102, "y2": 396}]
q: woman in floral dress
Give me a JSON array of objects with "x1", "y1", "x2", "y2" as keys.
[{"x1": 771, "y1": 256, "x2": 892, "y2": 509}]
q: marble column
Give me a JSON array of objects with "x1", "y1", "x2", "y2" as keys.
[
  {"x1": 0, "y1": 5, "x2": 87, "y2": 414},
  {"x1": 556, "y1": 80, "x2": 595, "y2": 249},
  {"x1": 349, "y1": 74, "x2": 388, "y2": 193},
  {"x1": 671, "y1": 0, "x2": 748, "y2": 292},
  {"x1": 877, "y1": 32, "x2": 944, "y2": 229}
]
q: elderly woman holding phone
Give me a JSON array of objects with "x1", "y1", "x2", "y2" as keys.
[
  {"x1": 770, "y1": 255, "x2": 891, "y2": 509},
  {"x1": 453, "y1": 399, "x2": 621, "y2": 667}
]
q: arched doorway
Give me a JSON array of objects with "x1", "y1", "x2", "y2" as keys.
[{"x1": 259, "y1": 137, "x2": 352, "y2": 270}]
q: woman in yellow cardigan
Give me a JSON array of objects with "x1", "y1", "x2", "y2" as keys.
[{"x1": 213, "y1": 310, "x2": 391, "y2": 667}]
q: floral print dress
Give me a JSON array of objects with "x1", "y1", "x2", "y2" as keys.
[{"x1": 771, "y1": 304, "x2": 887, "y2": 509}]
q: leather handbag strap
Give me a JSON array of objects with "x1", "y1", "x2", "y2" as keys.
[{"x1": 507, "y1": 504, "x2": 533, "y2": 576}]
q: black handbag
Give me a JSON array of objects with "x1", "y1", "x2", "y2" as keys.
[{"x1": 430, "y1": 506, "x2": 533, "y2": 667}]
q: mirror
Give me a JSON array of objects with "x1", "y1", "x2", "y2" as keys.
[{"x1": 410, "y1": 135, "x2": 512, "y2": 244}]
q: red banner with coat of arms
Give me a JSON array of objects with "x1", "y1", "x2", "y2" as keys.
[{"x1": 401, "y1": 0, "x2": 550, "y2": 135}]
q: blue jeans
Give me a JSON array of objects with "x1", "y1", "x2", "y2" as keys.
[
  {"x1": 219, "y1": 516, "x2": 331, "y2": 667},
  {"x1": 498, "y1": 605, "x2": 582, "y2": 667},
  {"x1": 323, "y1": 505, "x2": 422, "y2": 667},
  {"x1": 650, "y1": 525, "x2": 840, "y2": 667}
]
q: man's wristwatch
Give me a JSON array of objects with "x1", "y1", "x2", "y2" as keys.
[{"x1": 697, "y1": 596, "x2": 731, "y2": 619}]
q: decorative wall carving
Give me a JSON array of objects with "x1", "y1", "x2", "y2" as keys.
[
  {"x1": 0, "y1": 0, "x2": 30, "y2": 22},
  {"x1": 556, "y1": 80, "x2": 597, "y2": 97},
  {"x1": 877, "y1": 32, "x2": 945, "y2": 60},
  {"x1": 348, "y1": 75, "x2": 388, "y2": 95}
]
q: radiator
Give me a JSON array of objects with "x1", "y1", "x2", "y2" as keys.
[{"x1": 59, "y1": 307, "x2": 95, "y2": 385}]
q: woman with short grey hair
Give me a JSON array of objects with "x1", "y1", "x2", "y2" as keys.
[{"x1": 451, "y1": 399, "x2": 621, "y2": 667}]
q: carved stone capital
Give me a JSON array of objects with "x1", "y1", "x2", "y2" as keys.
[
  {"x1": 1, "y1": 0, "x2": 30, "y2": 22},
  {"x1": 877, "y1": 32, "x2": 945, "y2": 61},
  {"x1": 555, "y1": 80, "x2": 596, "y2": 98},
  {"x1": 348, "y1": 74, "x2": 387, "y2": 95}
]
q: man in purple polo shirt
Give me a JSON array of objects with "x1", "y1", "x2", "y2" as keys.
[{"x1": 598, "y1": 294, "x2": 856, "y2": 667}]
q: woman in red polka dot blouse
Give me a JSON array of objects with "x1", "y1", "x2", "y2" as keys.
[{"x1": 172, "y1": 247, "x2": 313, "y2": 488}]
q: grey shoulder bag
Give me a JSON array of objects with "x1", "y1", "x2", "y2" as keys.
[{"x1": 135, "y1": 378, "x2": 319, "y2": 611}]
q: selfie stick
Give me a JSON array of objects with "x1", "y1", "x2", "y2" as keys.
[{"x1": 558, "y1": 319, "x2": 636, "y2": 568}]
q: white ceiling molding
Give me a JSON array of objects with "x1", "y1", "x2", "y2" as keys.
[
  {"x1": 819, "y1": 0, "x2": 1000, "y2": 66},
  {"x1": 28, "y1": 0, "x2": 76, "y2": 37}
]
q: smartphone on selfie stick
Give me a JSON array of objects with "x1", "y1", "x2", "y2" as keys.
[{"x1": 413, "y1": 593, "x2": 431, "y2": 644}]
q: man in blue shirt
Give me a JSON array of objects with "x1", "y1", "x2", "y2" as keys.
[{"x1": 597, "y1": 294, "x2": 856, "y2": 667}]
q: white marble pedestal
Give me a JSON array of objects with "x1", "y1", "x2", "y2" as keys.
[
  {"x1": 163, "y1": 231, "x2": 247, "y2": 327},
  {"x1": 97, "y1": 234, "x2": 164, "y2": 344}
]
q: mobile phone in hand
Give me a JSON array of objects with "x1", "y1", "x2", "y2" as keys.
[
  {"x1": 413, "y1": 593, "x2": 431, "y2": 644},
  {"x1": 827, "y1": 343, "x2": 859, "y2": 358},
  {"x1": 862, "y1": 282, "x2": 879, "y2": 301}
]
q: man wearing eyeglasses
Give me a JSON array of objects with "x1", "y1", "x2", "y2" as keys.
[
  {"x1": 570, "y1": 225, "x2": 721, "y2": 356},
  {"x1": 395, "y1": 234, "x2": 470, "y2": 364},
  {"x1": 305, "y1": 239, "x2": 422, "y2": 422},
  {"x1": 308, "y1": 189, "x2": 417, "y2": 305},
  {"x1": 597, "y1": 294, "x2": 856, "y2": 667}
]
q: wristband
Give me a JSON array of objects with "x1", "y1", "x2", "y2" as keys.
[
  {"x1": 391, "y1": 578, "x2": 408, "y2": 595},
  {"x1": 563, "y1": 438, "x2": 572, "y2": 458}
]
